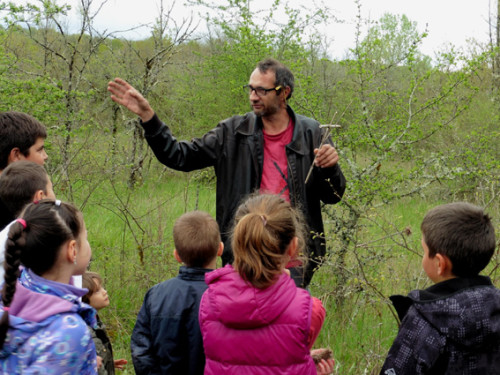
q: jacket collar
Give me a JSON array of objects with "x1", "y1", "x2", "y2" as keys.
[
  {"x1": 416, "y1": 275, "x2": 493, "y2": 301},
  {"x1": 390, "y1": 275, "x2": 494, "y2": 322},
  {"x1": 235, "y1": 106, "x2": 307, "y2": 156}
]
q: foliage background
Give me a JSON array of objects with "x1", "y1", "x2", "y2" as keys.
[{"x1": 1, "y1": 0, "x2": 499, "y2": 373}]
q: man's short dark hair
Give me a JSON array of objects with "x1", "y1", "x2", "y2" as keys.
[
  {"x1": 0, "y1": 161, "x2": 49, "y2": 217},
  {"x1": 421, "y1": 202, "x2": 496, "y2": 277},
  {"x1": 257, "y1": 58, "x2": 295, "y2": 100},
  {"x1": 0, "y1": 111, "x2": 47, "y2": 170},
  {"x1": 173, "y1": 211, "x2": 221, "y2": 268}
]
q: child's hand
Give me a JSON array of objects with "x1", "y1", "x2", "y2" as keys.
[
  {"x1": 316, "y1": 358, "x2": 335, "y2": 374},
  {"x1": 114, "y1": 359, "x2": 128, "y2": 370},
  {"x1": 311, "y1": 348, "x2": 334, "y2": 374},
  {"x1": 96, "y1": 355, "x2": 103, "y2": 369}
]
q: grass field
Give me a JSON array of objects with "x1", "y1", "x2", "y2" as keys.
[{"x1": 64, "y1": 169, "x2": 499, "y2": 374}]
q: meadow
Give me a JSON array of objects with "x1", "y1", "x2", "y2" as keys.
[
  {"x1": 70, "y1": 168, "x2": 500, "y2": 375},
  {"x1": 2, "y1": 2, "x2": 499, "y2": 372}
]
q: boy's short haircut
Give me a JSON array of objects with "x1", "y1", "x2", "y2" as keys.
[
  {"x1": 0, "y1": 111, "x2": 47, "y2": 169},
  {"x1": 82, "y1": 271, "x2": 103, "y2": 304},
  {"x1": 173, "y1": 211, "x2": 221, "y2": 268},
  {"x1": 0, "y1": 161, "x2": 49, "y2": 218},
  {"x1": 421, "y1": 202, "x2": 496, "y2": 277}
]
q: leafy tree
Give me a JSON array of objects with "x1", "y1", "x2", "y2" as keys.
[
  {"x1": 314, "y1": 7, "x2": 492, "y2": 305},
  {"x1": 177, "y1": 0, "x2": 332, "y2": 128},
  {"x1": 2, "y1": 0, "x2": 110, "y2": 200}
]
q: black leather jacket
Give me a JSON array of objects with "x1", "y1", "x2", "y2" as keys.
[{"x1": 141, "y1": 106, "x2": 346, "y2": 286}]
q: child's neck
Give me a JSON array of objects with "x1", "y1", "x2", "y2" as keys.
[
  {"x1": 41, "y1": 269, "x2": 73, "y2": 285},
  {"x1": 433, "y1": 274, "x2": 457, "y2": 284}
]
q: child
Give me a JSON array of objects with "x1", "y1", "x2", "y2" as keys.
[
  {"x1": 380, "y1": 202, "x2": 500, "y2": 374},
  {"x1": 0, "y1": 199, "x2": 97, "y2": 373},
  {"x1": 0, "y1": 160, "x2": 55, "y2": 230},
  {"x1": 82, "y1": 271, "x2": 127, "y2": 375},
  {"x1": 199, "y1": 194, "x2": 335, "y2": 374},
  {"x1": 0, "y1": 111, "x2": 48, "y2": 173},
  {"x1": 131, "y1": 210, "x2": 223, "y2": 375},
  {"x1": 0, "y1": 161, "x2": 55, "y2": 279}
]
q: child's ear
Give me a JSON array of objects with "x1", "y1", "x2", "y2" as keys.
[
  {"x1": 435, "y1": 253, "x2": 453, "y2": 277},
  {"x1": 7, "y1": 148, "x2": 22, "y2": 163},
  {"x1": 287, "y1": 237, "x2": 299, "y2": 258},
  {"x1": 64, "y1": 239, "x2": 77, "y2": 264},
  {"x1": 173, "y1": 249, "x2": 183, "y2": 264},
  {"x1": 217, "y1": 242, "x2": 224, "y2": 257},
  {"x1": 32, "y1": 189, "x2": 44, "y2": 202}
]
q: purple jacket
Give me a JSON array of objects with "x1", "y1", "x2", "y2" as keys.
[
  {"x1": 199, "y1": 265, "x2": 316, "y2": 375},
  {"x1": 0, "y1": 269, "x2": 97, "y2": 374}
]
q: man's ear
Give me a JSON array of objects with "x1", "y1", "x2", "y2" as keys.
[
  {"x1": 217, "y1": 242, "x2": 224, "y2": 257},
  {"x1": 173, "y1": 249, "x2": 183, "y2": 264},
  {"x1": 281, "y1": 86, "x2": 291, "y2": 102},
  {"x1": 7, "y1": 148, "x2": 22, "y2": 163}
]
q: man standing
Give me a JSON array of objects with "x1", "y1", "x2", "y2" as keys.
[{"x1": 108, "y1": 58, "x2": 346, "y2": 287}]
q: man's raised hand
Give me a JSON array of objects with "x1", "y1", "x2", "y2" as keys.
[{"x1": 108, "y1": 78, "x2": 155, "y2": 122}]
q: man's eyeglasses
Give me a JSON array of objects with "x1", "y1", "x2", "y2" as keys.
[{"x1": 243, "y1": 84, "x2": 282, "y2": 97}]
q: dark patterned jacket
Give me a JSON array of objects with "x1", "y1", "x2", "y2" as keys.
[
  {"x1": 91, "y1": 314, "x2": 115, "y2": 375},
  {"x1": 380, "y1": 276, "x2": 500, "y2": 374}
]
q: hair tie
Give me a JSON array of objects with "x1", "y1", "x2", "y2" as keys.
[
  {"x1": 260, "y1": 215, "x2": 267, "y2": 227},
  {"x1": 3, "y1": 307, "x2": 9, "y2": 312},
  {"x1": 16, "y1": 218, "x2": 27, "y2": 229},
  {"x1": 55, "y1": 199, "x2": 61, "y2": 207}
]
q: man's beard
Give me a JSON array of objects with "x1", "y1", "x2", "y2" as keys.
[{"x1": 251, "y1": 102, "x2": 280, "y2": 117}]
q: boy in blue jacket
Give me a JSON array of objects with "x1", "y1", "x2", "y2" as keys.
[
  {"x1": 131, "y1": 211, "x2": 223, "y2": 375},
  {"x1": 381, "y1": 202, "x2": 500, "y2": 374}
]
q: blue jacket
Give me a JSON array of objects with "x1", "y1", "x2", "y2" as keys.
[
  {"x1": 131, "y1": 266, "x2": 213, "y2": 375},
  {"x1": 0, "y1": 269, "x2": 97, "y2": 374},
  {"x1": 381, "y1": 276, "x2": 500, "y2": 374}
]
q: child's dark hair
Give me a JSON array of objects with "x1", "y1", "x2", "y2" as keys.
[
  {"x1": 82, "y1": 271, "x2": 102, "y2": 305},
  {"x1": 0, "y1": 199, "x2": 83, "y2": 348},
  {"x1": 421, "y1": 202, "x2": 496, "y2": 277},
  {"x1": 232, "y1": 194, "x2": 306, "y2": 289},
  {"x1": 0, "y1": 161, "x2": 50, "y2": 223},
  {"x1": 0, "y1": 111, "x2": 47, "y2": 170},
  {"x1": 173, "y1": 211, "x2": 221, "y2": 267}
]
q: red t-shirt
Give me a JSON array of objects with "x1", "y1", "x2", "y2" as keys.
[
  {"x1": 260, "y1": 118, "x2": 294, "y2": 202},
  {"x1": 308, "y1": 297, "x2": 326, "y2": 349}
]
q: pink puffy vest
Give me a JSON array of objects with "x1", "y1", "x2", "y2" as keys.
[{"x1": 199, "y1": 265, "x2": 316, "y2": 375}]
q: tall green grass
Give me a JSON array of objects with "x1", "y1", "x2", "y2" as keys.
[{"x1": 64, "y1": 172, "x2": 498, "y2": 374}]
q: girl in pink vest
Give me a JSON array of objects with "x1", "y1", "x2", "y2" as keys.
[{"x1": 199, "y1": 194, "x2": 334, "y2": 375}]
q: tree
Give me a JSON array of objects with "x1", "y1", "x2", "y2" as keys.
[
  {"x1": 314, "y1": 5, "x2": 491, "y2": 304},
  {"x1": 3, "y1": 0, "x2": 110, "y2": 200}
]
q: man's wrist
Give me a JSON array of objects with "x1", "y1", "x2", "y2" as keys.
[{"x1": 139, "y1": 109, "x2": 155, "y2": 123}]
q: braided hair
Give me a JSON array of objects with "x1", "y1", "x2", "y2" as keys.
[{"x1": 0, "y1": 199, "x2": 82, "y2": 348}]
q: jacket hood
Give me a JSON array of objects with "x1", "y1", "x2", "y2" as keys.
[
  {"x1": 204, "y1": 264, "x2": 297, "y2": 329},
  {"x1": 7, "y1": 281, "x2": 77, "y2": 322},
  {"x1": 392, "y1": 276, "x2": 500, "y2": 350},
  {"x1": 0, "y1": 271, "x2": 96, "y2": 359}
]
